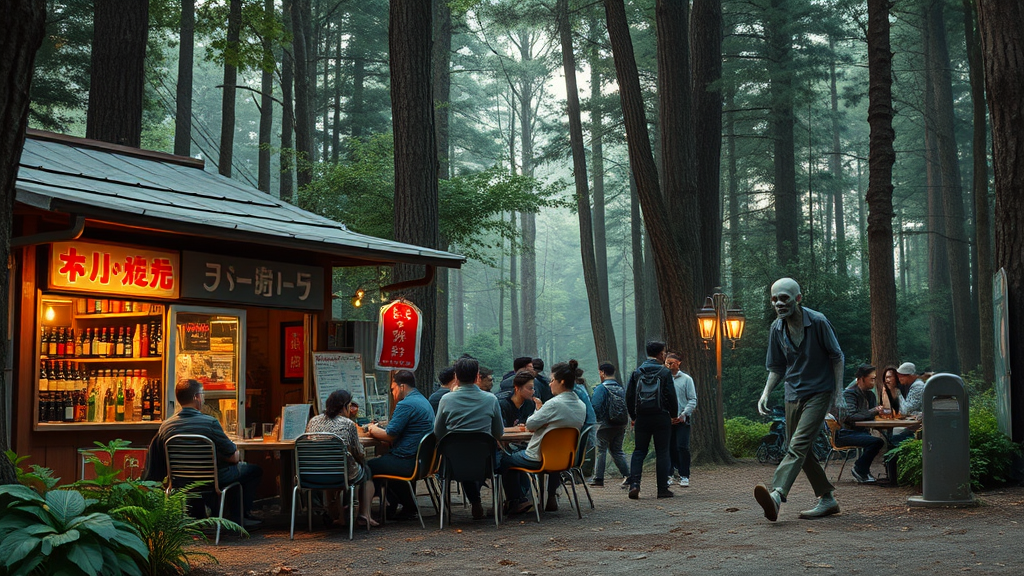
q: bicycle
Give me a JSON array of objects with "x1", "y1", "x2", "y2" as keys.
[{"x1": 756, "y1": 406, "x2": 834, "y2": 465}]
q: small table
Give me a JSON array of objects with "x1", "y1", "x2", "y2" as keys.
[
  {"x1": 500, "y1": 427, "x2": 533, "y2": 445},
  {"x1": 854, "y1": 419, "x2": 920, "y2": 430}
]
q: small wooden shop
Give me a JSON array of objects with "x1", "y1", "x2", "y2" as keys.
[{"x1": 9, "y1": 130, "x2": 462, "y2": 484}]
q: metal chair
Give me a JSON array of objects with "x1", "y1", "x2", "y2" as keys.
[
  {"x1": 436, "y1": 432, "x2": 503, "y2": 529},
  {"x1": 509, "y1": 427, "x2": 580, "y2": 523},
  {"x1": 291, "y1": 432, "x2": 367, "y2": 540},
  {"x1": 822, "y1": 417, "x2": 861, "y2": 482},
  {"x1": 164, "y1": 434, "x2": 242, "y2": 545},
  {"x1": 562, "y1": 424, "x2": 595, "y2": 513},
  {"x1": 372, "y1": 433, "x2": 439, "y2": 529}
]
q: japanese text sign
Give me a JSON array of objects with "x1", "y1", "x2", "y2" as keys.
[
  {"x1": 180, "y1": 251, "x2": 324, "y2": 310},
  {"x1": 375, "y1": 299, "x2": 423, "y2": 371},
  {"x1": 49, "y1": 241, "x2": 180, "y2": 299}
]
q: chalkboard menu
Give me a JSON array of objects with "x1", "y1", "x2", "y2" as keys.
[
  {"x1": 178, "y1": 315, "x2": 211, "y2": 351},
  {"x1": 311, "y1": 352, "x2": 367, "y2": 414}
]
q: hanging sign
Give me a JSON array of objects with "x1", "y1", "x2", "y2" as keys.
[
  {"x1": 180, "y1": 251, "x2": 324, "y2": 310},
  {"x1": 49, "y1": 241, "x2": 180, "y2": 299},
  {"x1": 375, "y1": 299, "x2": 423, "y2": 371}
]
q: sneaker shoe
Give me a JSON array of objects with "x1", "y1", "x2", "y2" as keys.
[
  {"x1": 620, "y1": 477, "x2": 630, "y2": 489},
  {"x1": 799, "y1": 493, "x2": 841, "y2": 519},
  {"x1": 667, "y1": 476, "x2": 677, "y2": 486},
  {"x1": 657, "y1": 489, "x2": 674, "y2": 498},
  {"x1": 471, "y1": 502, "x2": 485, "y2": 520},
  {"x1": 588, "y1": 478, "x2": 604, "y2": 487},
  {"x1": 628, "y1": 484, "x2": 640, "y2": 500},
  {"x1": 851, "y1": 468, "x2": 877, "y2": 484},
  {"x1": 753, "y1": 484, "x2": 781, "y2": 522},
  {"x1": 679, "y1": 477, "x2": 690, "y2": 488}
]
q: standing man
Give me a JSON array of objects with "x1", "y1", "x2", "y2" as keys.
[
  {"x1": 589, "y1": 363, "x2": 631, "y2": 487},
  {"x1": 625, "y1": 341, "x2": 678, "y2": 499},
  {"x1": 366, "y1": 370, "x2": 435, "y2": 521},
  {"x1": 434, "y1": 356, "x2": 504, "y2": 519},
  {"x1": 754, "y1": 277, "x2": 844, "y2": 521},
  {"x1": 665, "y1": 353, "x2": 697, "y2": 488}
]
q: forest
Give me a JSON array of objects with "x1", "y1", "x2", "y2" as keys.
[{"x1": 6, "y1": 0, "x2": 1024, "y2": 463}]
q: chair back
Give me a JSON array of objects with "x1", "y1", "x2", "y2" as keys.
[
  {"x1": 410, "y1": 433, "x2": 438, "y2": 481},
  {"x1": 165, "y1": 434, "x2": 221, "y2": 492},
  {"x1": 536, "y1": 427, "x2": 580, "y2": 473},
  {"x1": 436, "y1": 432, "x2": 498, "y2": 483},
  {"x1": 824, "y1": 417, "x2": 853, "y2": 450},
  {"x1": 571, "y1": 424, "x2": 593, "y2": 468},
  {"x1": 294, "y1": 432, "x2": 350, "y2": 491}
]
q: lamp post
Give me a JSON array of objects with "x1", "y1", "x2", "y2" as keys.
[{"x1": 697, "y1": 288, "x2": 745, "y2": 428}]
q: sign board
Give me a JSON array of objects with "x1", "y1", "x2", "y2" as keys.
[
  {"x1": 375, "y1": 300, "x2": 423, "y2": 371},
  {"x1": 180, "y1": 251, "x2": 324, "y2": 310},
  {"x1": 311, "y1": 351, "x2": 367, "y2": 415},
  {"x1": 993, "y1": 269, "x2": 1012, "y2": 438},
  {"x1": 280, "y1": 403, "x2": 313, "y2": 441},
  {"x1": 50, "y1": 241, "x2": 180, "y2": 299},
  {"x1": 178, "y1": 316, "x2": 212, "y2": 351}
]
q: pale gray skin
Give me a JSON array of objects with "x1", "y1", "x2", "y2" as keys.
[{"x1": 757, "y1": 278, "x2": 845, "y2": 416}]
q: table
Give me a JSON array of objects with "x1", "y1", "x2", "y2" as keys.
[
  {"x1": 500, "y1": 427, "x2": 533, "y2": 444},
  {"x1": 854, "y1": 419, "x2": 920, "y2": 430}
]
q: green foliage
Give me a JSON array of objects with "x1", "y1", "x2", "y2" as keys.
[
  {"x1": 5, "y1": 450, "x2": 61, "y2": 495},
  {"x1": 0, "y1": 484, "x2": 148, "y2": 576},
  {"x1": 458, "y1": 330, "x2": 512, "y2": 378},
  {"x1": 891, "y1": 437, "x2": 924, "y2": 487},
  {"x1": 724, "y1": 417, "x2": 771, "y2": 458}
]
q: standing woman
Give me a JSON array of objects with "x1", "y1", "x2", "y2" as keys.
[
  {"x1": 305, "y1": 389, "x2": 378, "y2": 527},
  {"x1": 499, "y1": 360, "x2": 586, "y2": 514}
]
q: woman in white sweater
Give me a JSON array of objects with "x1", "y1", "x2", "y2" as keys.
[{"x1": 499, "y1": 359, "x2": 586, "y2": 514}]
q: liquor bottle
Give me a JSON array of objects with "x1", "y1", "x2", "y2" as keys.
[
  {"x1": 62, "y1": 388, "x2": 73, "y2": 422},
  {"x1": 111, "y1": 300, "x2": 122, "y2": 314},
  {"x1": 82, "y1": 328, "x2": 92, "y2": 357},
  {"x1": 104, "y1": 389, "x2": 114, "y2": 422},
  {"x1": 47, "y1": 327, "x2": 56, "y2": 356},
  {"x1": 139, "y1": 324, "x2": 149, "y2": 358},
  {"x1": 93, "y1": 299, "x2": 103, "y2": 314},
  {"x1": 40, "y1": 326, "x2": 48, "y2": 355},
  {"x1": 124, "y1": 386, "x2": 134, "y2": 422},
  {"x1": 74, "y1": 389, "x2": 85, "y2": 422},
  {"x1": 152, "y1": 380, "x2": 162, "y2": 421},
  {"x1": 148, "y1": 322, "x2": 158, "y2": 357},
  {"x1": 87, "y1": 388, "x2": 97, "y2": 422},
  {"x1": 55, "y1": 327, "x2": 65, "y2": 358},
  {"x1": 124, "y1": 300, "x2": 133, "y2": 313},
  {"x1": 124, "y1": 326, "x2": 133, "y2": 358},
  {"x1": 115, "y1": 327, "x2": 125, "y2": 357},
  {"x1": 38, "y1": 360, "x2": 49, "y2": 422},
  {"x1": 115, "y1": 378, "x2": 125, "y2": 422},
  {"x1": 74, "y1": 329, "x2": 83, "y2": 358},
  {"x1": 131, "y1": 324, "x2": 140, "y2": 358},
  {"x1": 141, "y1": 383, "x2": 152, "y2": 421}
]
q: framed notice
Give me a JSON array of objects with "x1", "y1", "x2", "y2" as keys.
[
  {"x1": 311, "y1": 352, "x2": 367, "y2": 415},
  {"x1": 280, "y1": 403, "x2": 313, "y2": 441},
  {"x1": 281, "y1": 321, "x2": 304, "y2": 383}
]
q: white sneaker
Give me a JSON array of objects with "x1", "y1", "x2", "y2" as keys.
[
  {"x1": 667, "y1": 476, "x2": 677, "y2": 486},
  {"x1": 679, "y1": 477, "x2": 690, "y2": 487}
]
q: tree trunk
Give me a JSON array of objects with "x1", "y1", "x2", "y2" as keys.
[
  {"x1": 390, "y1": 0, "x2": 439, "y2": 387},
  {"x1": 453, "y1": 268, "x2": 464, "y2": 350},
  {"x1": 432, "y1": 0, "x2": 453, "y2": 372},
  {"x1": 865, "y1": 0, "x2": 899, "y2": 372},
  {"x1": 630, "y1": 175, "x2": 647, "y2": 366},
  {"x1": 257, "y1": 0, "x2": 274, "y2": 192},
  {"x1": 292, "y1": 0, "x2": 314, "y2": 190},
  {"x1": 726, "y1": 91, "x2": 742, "y2": 295},
  {"x1": 510, "y1": 212, "x2": 521, "y2": 356},
  {"x1": 691, "y1": 0, "x2": 723, "y2": 296},
  {"x1": 605, "y1": 0, "x2": 730, "y2": 463},
  {"x1": 218, "y1": 0, "x2": 241, "y2": 177},
  {"x1": 321, "y1": 22, "x2": 331, "y2": 163},
  {"x1": 976, "y1": 0, "x2": 1024, "y2": 441},
  {"x1": 926, "y1": 0, "x2": 980, "y2": 372},
  {"x1": 351, "y1": 53, "x2": 365, "y2": 138},
  {"x1": 174, "y1": 0, "x2": 194, "y2": 157},
  {"x1": 86, "y1": 0, "x2": 148, "y2": 147},
  {"x1": 766, "y1": 0, "x2": 798, "y2": 268},
  {"x1": 331, "y1": 28, "x2": 341, "y2": 163},
  {"x1": 829, "y1": 37, "x2": 847, "y2": 279},
  {"x1": 964, "y1": 0, "x2": 994, "y2": 383},
  {"x1": 280, "y1": 0, "x2": 295, "y2": 202},
  {"x1": 589, "y1": 20, "x2": 611, "y2": 322},
  {"x1": 0, "y1": 0, "x2": 46, "y2": 486},
  {"x1": 558, "y1": 0, "x2": 619, "y2": 366},
  {"x1": 518, "y1": 34, "x2": 537, "y2": 358}
]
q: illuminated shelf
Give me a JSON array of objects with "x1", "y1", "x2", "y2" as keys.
[{"x1": 40, "y1": 356, "x2": 163, "y2": 363}]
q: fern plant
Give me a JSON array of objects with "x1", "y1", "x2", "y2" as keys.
[{"x1": 5, "y1": 450, "x2": 61, "y2": 494}]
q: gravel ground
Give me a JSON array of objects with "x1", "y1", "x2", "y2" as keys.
[{"x1": 191, "y1": 459, "x2": 1023, "y2": 576}]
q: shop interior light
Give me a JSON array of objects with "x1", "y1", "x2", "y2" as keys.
[
  {"x1": 44, "y1": 306, "x2": 55, "y2": 322},
  {"x1": 351, "y1": 288, "x2": 365, "y2": 308}
]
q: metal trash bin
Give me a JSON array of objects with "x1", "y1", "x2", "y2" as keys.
[{"x1": 908, "y1": 373, "x2": 977, "y2": 507}]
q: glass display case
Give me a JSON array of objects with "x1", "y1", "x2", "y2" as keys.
[
  {"x1": 36, "y1": 294, "x2": 166, "y2": 429},
  {"x1": 166, "y1": 305, "x2": 246, "y2": 437}
]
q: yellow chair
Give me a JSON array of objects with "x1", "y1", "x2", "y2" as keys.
[
  {"x1": 372, "y1": 433, "x2": 438, "y2": 529},
  {"x1": 822, "y1": 417, "x2": 861, "y2": 482},
  {"x1": 508, "y1": 427, "x2": 580, "y2": 523}
]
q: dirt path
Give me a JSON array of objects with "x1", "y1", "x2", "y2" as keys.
[{"x1": 192, "y1": 459, "x2": 1023, "y2": 576}]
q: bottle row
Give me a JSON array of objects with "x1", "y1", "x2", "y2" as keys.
[
  {"x1": 39, "y1": 323, "x2": 163, "y2": 359},
  {"x1": 37, "y1": 363, "x2": 163, "y2": 424},
  {"x1": 77, "y1": 299, "x2": 162, "y2": 315}
]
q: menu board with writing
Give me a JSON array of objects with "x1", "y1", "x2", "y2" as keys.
[
  {"x1": 311, "y1": 352, "x2": 367, "y2": 415},
  {"x1": 280, "y1": 403, "x2": 313, "y2": 441},
  {"x1": 178, "y1": 315, "x2": 211, "y2": 351}
]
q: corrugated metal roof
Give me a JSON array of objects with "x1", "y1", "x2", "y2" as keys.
[{"x1": 15, "y1": 132, "x2": 464, "y2": 268}]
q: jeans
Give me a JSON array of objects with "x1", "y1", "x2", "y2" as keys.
[
  {"x1": 835, "y1": 429, "x2": 885, "y2": 475},
  {"x1": 669, "y1": 422, "x2": 692, "y2": 478},
  {"x1": 580, "y1": 426, "x2": 598, "y2": 477},
  {"x1": 593, "y1": 425, "x2": 630, "y2": 481},
  {"x1": 628, "y1": 413, "x2": 672, "y2": 491},
  {"x1": 368, "y1": 454, "x2": 417, "y2": 510},
  {"x1": 499, "y1": 450, "x2": 541, "y2": 504},
  {"x1": 772, "y1": 391, "x2": 835, "y2": 499},
  {"x1": 217, "y1": 462, "x2": 263, "y2": 519}
]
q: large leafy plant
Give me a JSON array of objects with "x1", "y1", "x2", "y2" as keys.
[{"x1": 0, "y1": 485, "x2": 148, "y2": 576}]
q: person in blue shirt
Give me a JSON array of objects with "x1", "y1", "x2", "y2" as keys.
[
  {"x1": 589, "y1": 363, "x2": 631, "y2": 487},
  {"x1": 366, "y1": 370, "x2": 434, "y2": 521},
  {"x1": 754, "y1": 278, "x2": 844, "y2": 522},
  {"x1": 573, "y1": 372, "x2": 597, "y2": 478}
]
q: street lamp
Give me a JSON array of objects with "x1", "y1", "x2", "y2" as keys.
[{"x1": 697, "y1": 289, "x2": 745, "y2": 426}]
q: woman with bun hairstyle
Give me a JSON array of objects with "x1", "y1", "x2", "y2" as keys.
[{"x1": 499, "y1": 359, "x2": 586, "y2": 514}]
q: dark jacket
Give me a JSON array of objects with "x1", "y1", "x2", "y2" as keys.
[
  {"x1": 842, "y1": 384, "x2": 877, "y2": 430},
  {"x1": 625, "y1": 359, "x2": 678, "y2": 421}
]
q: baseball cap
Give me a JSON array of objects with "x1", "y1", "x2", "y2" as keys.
[{"x1": 897, "y1": 362, "x2": 916, "y2": 375}]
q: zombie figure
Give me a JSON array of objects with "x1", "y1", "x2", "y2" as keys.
[{"x1": 754, "y1": 278, "x2": 845, "y2": 521}]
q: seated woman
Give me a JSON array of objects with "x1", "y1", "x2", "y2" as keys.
[
  {"x1": 305, "y1": 389, "x2": 378, "y2": 527},
  {"x1": 499, "y1": 360, "x2": 586, "y2": 514},
  {"x1": 879, "y1": 365, "x2": 903, "y2": 416}
]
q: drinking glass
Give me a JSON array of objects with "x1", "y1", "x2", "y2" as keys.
[
  {"x1": 243, "y1": 424, "x2": 255, "y2": 439},
  {"x1": 262, "y1": 423, "x2": 275, "y2": 440}
]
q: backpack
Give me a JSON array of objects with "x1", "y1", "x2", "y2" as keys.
[
  {"x1": 602, "y1": 382, "x2": 629, "y2": 425},
  {"x1": 635, "y1": 368, "x2": 664, "y2": 415}
]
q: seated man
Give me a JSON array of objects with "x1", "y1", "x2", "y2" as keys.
[
  {"x1": 498, "y1": 356, "x2": 536, "y2": 394},
  {"x1": 434, "y1": 356, "x2": 504, "y2": 520},
  {"x1": 144, "y1": 379, "x2": 263, "y2": 526},
  {"x1": 838, "y1": 364, "x2": 886, "y2": 484},
  {"x1": 366, "y1": 370, "x2": 435, "y2": 521},
  {"x1": 896, "y1": 362, "x2": 927, "y2": 417},
  {"x1": 429, "y1": 366, "x2": 457, "y2": 414}
]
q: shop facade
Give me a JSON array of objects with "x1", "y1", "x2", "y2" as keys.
[{"x1": 11, "y1": 130, "x2": 462, "y2": 483}]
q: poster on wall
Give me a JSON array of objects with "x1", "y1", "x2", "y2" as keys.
[
  {"x1": 311, "y1": 351, "x2": 367, "y2": 415},
  {"x1": 281, "y1": 322, "x2": 304, "y2": 383}
]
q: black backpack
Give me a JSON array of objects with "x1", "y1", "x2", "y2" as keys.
[
  {"x1": 635, "y1": 368, "x2": 664, "y2": 415},
  {"x1": 602, "y1": 382, "x2": 629, "y2": 425}
]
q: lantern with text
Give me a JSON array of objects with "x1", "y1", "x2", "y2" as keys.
[{"x1": 375, "y1": 299, "x2": 423, "y2": 371}]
